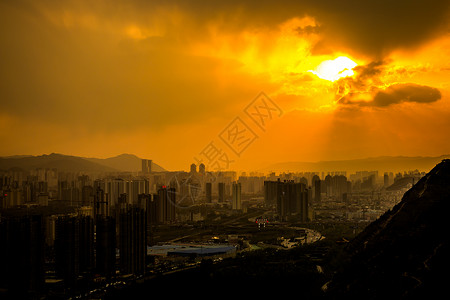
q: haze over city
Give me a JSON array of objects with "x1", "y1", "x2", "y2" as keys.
[{"x1": 1, "y1": 0, "x2": 450, "y2": 171}]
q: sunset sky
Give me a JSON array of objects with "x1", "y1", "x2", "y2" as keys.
[{"x1": 1, "y1": 0, "x2": 450, "y2": 172}]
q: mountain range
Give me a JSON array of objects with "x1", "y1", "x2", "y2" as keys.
[
  {"x1": 325, "y1": 159, "x2": 450, "y2": 299},
  {"x1": 260, "y1": 154, "x2": 450, "y2": 173},
  {"x1": 1, "y1": 153, "x2": 449, "y2": 175},
  {"x1": 0, "y1": 153, "x2": 166, "y2": 173}
]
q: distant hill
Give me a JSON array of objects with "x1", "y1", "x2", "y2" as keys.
[
  {"x1": 261, "y1": 155, "x2": 450, "y2": 173},
  {"x1": 325, "y1": 159, "x2": 450, "y2": 299},
  {"x1": 0, "y1": 153, "x2": 117, "y2": 173},
  {"x1": 0, "y1": 153, "x2": 166, "y2": 173},
  {"x1": 85, "y1": 153, "x2": 166, "y2": 172}
]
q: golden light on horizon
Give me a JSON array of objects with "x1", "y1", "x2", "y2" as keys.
[{"x1": 309, "y1": 56, "x2": 358, "y2": 82}]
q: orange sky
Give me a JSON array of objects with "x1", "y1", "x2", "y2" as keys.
[{"x1": 1, "y1": 0, "x2": 450, "y2": 172}]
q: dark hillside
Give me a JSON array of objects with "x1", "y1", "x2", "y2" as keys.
[{"x1": 325, "y1": 159, "x2": 450, "y2": 299}]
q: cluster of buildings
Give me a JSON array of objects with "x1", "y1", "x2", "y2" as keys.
[
  {"x1": 0, "y1": 159, "x2": 427, "y2": 297},
  {"x1": 264, "y1": 180, "x2": 311, "y2": 222},
  {"x1": 0, "y1": 160, "x2": 257, "y2": 297},
  {"x1": 0, "y1": 184, "x2": 180, "y2": 296}
]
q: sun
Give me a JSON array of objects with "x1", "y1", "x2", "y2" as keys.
[{"x1": 310, "y1": 56, "x2": 357, "y2": 82}]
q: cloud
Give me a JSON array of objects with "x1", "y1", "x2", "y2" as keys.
[
  {"x1": 334, "y1": 58, "x2": 442, "y2": 108},
  {"x1": 27, "y1": 0, "x2": 449, "y2": 58},
  {"x1": 312, "y1": 0, "x2": 450, "y2": 57},
  {"x1": 333, "y1": 60, "x2": 387, "y2": 101},
  {"x1": 171, "y1": 0, "x2": 450, "y2": 58},
  {"x1": 0, "y1": 0, "x2": 263, "y2": 133},
  {"x1": 338, "y1": 83, "x2": 442, "y2": 107},
  {"x1": 296, "y1": 24, "x2": 321, "y2": 35}
]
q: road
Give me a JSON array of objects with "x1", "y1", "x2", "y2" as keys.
[{"x1": 167, "y1": 208, "x2": 269, "y2": 243}]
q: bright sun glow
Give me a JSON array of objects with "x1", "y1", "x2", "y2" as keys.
[{"x1": 310, "y1": 56, "x2": 358, "y2": 82}]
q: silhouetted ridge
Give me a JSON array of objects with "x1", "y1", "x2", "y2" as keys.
[
  {"x1": 85, "y1": 153, "x2": 166, "y2": 172},
  {"x1": 0, "y1": 153, "x2": 166, "y2": 173},
  {"x1": 325, "y1": 159, "x2": 450, "y2": 299},
  {"x1": 0, "y1": 153, "x2": 117, "y2": 173},
  {"x1": 261, "y1": 155, "x2": 450, "y2": 173}
]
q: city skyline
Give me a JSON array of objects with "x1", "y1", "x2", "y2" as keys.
[{"x1": 1, "y1": 0, "x2": 450, "y2": 171}]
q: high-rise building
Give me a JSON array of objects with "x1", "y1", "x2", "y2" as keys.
[
  {"x1": 0, "y1": 215, "x2": 45, "y2": 296},
  {"x1": 1, "y1": 188, "x2": 22, "y2": 208},
  {"x1": 138, "y1": 193, "x2": 154, "y2": 245},
  {"x1": 142, "y1": 193, "x2": 158, "y2": 226},
  {"x1": 218, "y1": 182, "x2": 225, "y2": 203},
  {"x1": 95, "y1": 216, "x2": 116, "y2": 278},
  {"x1": 157, "y1": 186, "x2": 176, "y2": 224},
  {"x1": 142, "y1": 193, "x2": 159, "y2": 245},
  {"x1": 324, "y1": 174, "x2": 350, "y2": 200},
  {"x1": 58, "y1": 180, "x2": 81, "y2": 205},
  {"x1": 361, "y1": 174, "x2": 375, "y2": 190},
  {"x1": 311, "y1": 175, "x2": 321, "y2": 202},
  {"x1": 157, "y1": 187, "x2": 166, "y2": 224},
  {"x1": 167, "y1": 187, "x2": 177, "y2": 221},
  {"x1": 55, "y1": 215, "x2": 95, "y2": 284},
  {"x1": 119, "y1": 206, "x2": 147, "y2": 275},
  {"x1": 55, "y1": 216, "x2": 80, "y2": 285},
  {"x1": 265, "y1": 180, "x2": 309, "y2": 222},
  {"x1": 232, "y1": 182, "x2": 241, "y2": 210},
  {"x1": 300, "y1": 186, "x2": 310, "y2": 222},
  {"x1": 314, "y1": 179, "x2": 322, "y2": 203},
  {"x1": 205, "y1": 182, "x2": 212, "y2": 203},
  {"x1": 299, "y1": 177, "x2": 308, "y2": 186},
  {"x1": 199, "y1": 163, "x2": 206, "y2": 175},
  {"x1": 130, "y1": 179, "x2": 149, "y2": 205},
  {"x1": 94, "y1": 187, "x2": 109, "y2": 217},
  {"x1": 141, "y1": 159, "x2": 152, "y2": 174},
  {"x1": 384, "y1": 173, "x2": 389, "y2": 187},
  {"x1": 78, "y1": 215, "x2": 95, "y2": 273},
  {"x1": 264, "y1": 180, "x2": 279, "y2": 207},
  {"x1": 103, "y1": 178, "x2": 125, "y2": 208},
  {"x1": 82, "y1": 185, "x2": 94, "y2": 206}
]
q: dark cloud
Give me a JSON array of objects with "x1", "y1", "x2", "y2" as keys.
[
  {"x1": 373, "y1": 84, "x2": 441, "y2": 106},
  {"x1": 333, "y1": 60, "x2": 387, "y2": 102},
  {"x1": 32, "y1": 0, "x2": 447, "y2": 58},
  {"x1": 339, "y1": 83, "x2": 442, "y2": 107},
  {"x1": 170, "y1": 0, "x2": 450, "y2": 58},
  {"x1": 5, "y1": 0, "x2": 450, "y2": 58},
  {"x1": 307, "y1": 0, "x2": 450, "y2": 58},
  {"x1": 335, "y1": 59, "x2": 442, "y2": 108},
  {"x1": 0, "y1": 0, "x2": 259, "y2": 132},
  {"x1": 1, "y1": 0, "x2": 449, "y2": 131},
  {"x1": 296, "y1": 25, "x2": 321, "y2": 35},
  {"x1": 353, "y1": 61, "x2": 385, "y2": 80}
]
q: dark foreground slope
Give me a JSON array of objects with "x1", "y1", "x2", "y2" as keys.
[{"x1": 325, "y1": 159, "x2": 450, "y2": 299}]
